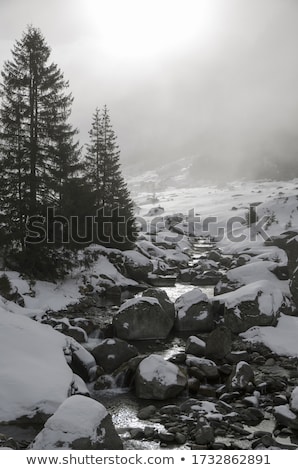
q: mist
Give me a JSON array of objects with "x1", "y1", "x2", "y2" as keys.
[{"x1": 0, "y1": 0, "x2": 298, "y2": 182}]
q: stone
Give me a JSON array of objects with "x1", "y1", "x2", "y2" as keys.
[
  {"x1": 205, "y1": 326, "x2": 232, "y2": 360},
  {"x1": 69, "y1": 340, "x2": 97, "y2": 382},
  {"x1": 195, "y1": 423, "x2": 214, "y2": 445},
  {"x1": 113, "y1": 297, "x2": 174, "y2": 340},
  {"x1": 30, "y1": 395, "x2": 123, "y2": 450},
  {"x1": 227, "y1": 361, "x2": 255, "y2": 392},
  {"x1": 91, "y1": 338, "x2": 138, "y2": 373},
  {"x1": 186, "y1": 356, "x2": 219, "y2": 381},
  {"x1": 135, "y1": 354, "x2": 187, "y2": 400},
  {"x1": 185, "y1": 336, "x2": 206, "y2": 357},
  {"x1": 64, "y1": 327, "x2": 88, "y2": 344},
  {"x1": 123, "y1": 250, "x2": 153, "y2": 282},
  {"x1": 223, "y1": 281, "x2": 284, "y2": 334},
  {"x1": 274, "y1": 405, "x2": 298, "y2": 430},
  {"x1": 137, "y1": 405, "x2": 157, "y2": 420},
  {"x1": 142, "y1": 288, "x2": 175, "y2": 318},
  {"x1": 174, "y1": 288, "x2": 214, "y2": 332},
  {"x1": 175, "y1": 432, "x2": 187, "y2": 445}
]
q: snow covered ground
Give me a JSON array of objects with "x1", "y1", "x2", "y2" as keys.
[
  {"x1": 1, "y1": 177, "x2": 298, "y2": 427},
  {"x1": 131, "y1": 177, "x2": 298, "y2": 357}
]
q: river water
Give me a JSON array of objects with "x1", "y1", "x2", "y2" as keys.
[{"x1": 90, "y1": 282, "x2": 215, "y2": 450}]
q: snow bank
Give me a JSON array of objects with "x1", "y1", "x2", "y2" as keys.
[{"x1": 0, "y1": 308, "x2": 73, "y2": 422}]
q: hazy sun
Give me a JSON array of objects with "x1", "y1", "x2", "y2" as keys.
[{"x1": 85, "y1": 0, "x2": 222, "y2": 62}]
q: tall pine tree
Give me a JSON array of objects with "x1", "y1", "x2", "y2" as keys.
[
  {"x1": 84, "y1": 106, "x2": 137, "y2": 249},
  {"x1": 0, "y1": 26, "x2": 80, "y2": 248}
]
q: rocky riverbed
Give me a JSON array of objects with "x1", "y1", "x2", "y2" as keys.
[{"x1": 1, "y1": 185, "x2": 298, "y2": 450}]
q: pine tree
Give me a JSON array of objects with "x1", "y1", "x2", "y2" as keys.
[
  {"x1": 84, "y1": 106, "x2": 137, "y2": 249},
  {"x1": 0, "y1": 26, "x2": 80, "y2": 247},
  {"x1": 85, "y1": 107, "x2": 102, "y2": 208}
]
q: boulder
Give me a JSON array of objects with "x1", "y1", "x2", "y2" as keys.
[
  {"x1": 192, "y1": 270, "x2": 221, "y2": 286},
  {"x1": 186, "y1": 356, "x2": 219, "y2": 381},
  {"x1": 185, "y1": 336, "x2": 206, "y2": 357},
  {"x1": 195, "y1": 422, "x2": 214, "y2": 445},
  {"x1": 123, "y1": 250, "x2": 153, "y2": 282},
  {"x1": 205, "y1": 326, "x2": 232, "y2": 360},
  {"x1": 174, "y1": 288, "x2": 213, "y2": 332},
  {"x1": 274, "y1": 405, "x2": 298, "y2": 430},
  {"x1": 91, "y1": 338, "x2": 138, "y2": 373},
  {"x1": 227, "y1": 361, "x2": 255, "y2": 392},
  {"x1": 142, "y1": 288, "x2": 175, "y2": 318},
  {"x1": 113, "y1": 297, "x2": 174, "y2": 340},
  {"x1": 135, "y1": 354, "x2": 187, "y2": 400},
  {"x1": 64, "y1": 326, "x2": 88, "y2": 344},
  {"x1": 69, "y1": 339, "x2": 97, "y2": 382},
  {"x1": 223, "y1": 281, "x2": 284, "y2": 334},
  {"x1": 30, "y1": 395, "x2": 123, "y2": 449}
]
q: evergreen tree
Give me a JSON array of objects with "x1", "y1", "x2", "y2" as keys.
[
  {"x1": 84, "y1": 106, "x2": 137, "y2": 249},
  {"x1": 85, "y1": 107, "x2": 102, "y2": 208},
  {"x1": 0, "y1": 26, "x2": 80, "y2": 247}
]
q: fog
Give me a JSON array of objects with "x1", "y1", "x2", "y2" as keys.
[{"x1": 0, "y1": 0, "x2": 298, "y2": 181}]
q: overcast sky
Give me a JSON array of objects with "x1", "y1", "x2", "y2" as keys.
[{"x1": 0, "y1": 0, "x2": 298, "y2": 177}]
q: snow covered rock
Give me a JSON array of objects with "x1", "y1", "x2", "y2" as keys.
[
  {"x1": 113, "y1": 296, "x2": 174, "y2": 340},
  {"x1": 123, "y1": 250, "x2": 153, "y2": 282},
  {"x1": 146, "y1": 206, "x2": 164, "y2": 217},
  {"x1": 30, "y1": 395, "x2": 123, "y2": 450},
  {"x1": 91, "y1": 338, "x2": 138, "y2": 373},
  {"x1": 69, "y1": 339, "x2": 97, "y2": 382},
  {"x1": 227, "y1": 361, "x2": 255, "y2": 392},
  {"x1": 290, "y1": 386, "x2": 298, "y2": 413},
  {"x1": 185, "y1": 336, "x2": 206, "y2": 357},
  {"x1": 174, "y1": 288, "x2": 213, "y2": 332},
  {"x1": 135, "y1": 354, "x2": 187, "y2": 400},
  {"x1": 273, "y1": 404, "x2": 298, "y2": 431},
  {"x1": 205, "y1": 326, "x2": 232, "y2": 360},
  {"x1": 223, "y1": 281, "x2": 285, "y2": 334},
  {"x1": 0, "y1": 309, "x2": 73, "y2": 424},
  {"x1": 142, "y1": 288, "x2": 175, "y2": 318},
  {"x1": 186, "y1": 356, "x2": 219, "y2": 380}
]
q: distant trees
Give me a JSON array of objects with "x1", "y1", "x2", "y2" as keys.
[{"x1": 0, "y1": 26, "x2": 136, "y2": 274}]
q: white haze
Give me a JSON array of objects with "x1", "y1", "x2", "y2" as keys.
[{"x1": 0, "y1": 0, "x2": 297, "y2": 181}]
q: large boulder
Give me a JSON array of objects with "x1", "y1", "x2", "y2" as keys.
[
  {"x1": 142, "y1": 288, "x2": 175, "y2": 318},
  {"x1": 0, "y1": 308, "x2": 74, "y2": 424},
  {"x1": 174, "y1": 288, "x2": 213, "y2": 332},
  {"x1": 123, "y1": 250, "x2": 153, "y2": 282},
  {"x1": 205, "y1": 326, "x2": 232, "y2": 360},
  {"x1": 91, "y1": 338, "x2": 138, "y2": 373},
  {"x1": 30, "y1": 395, "x2": 123, "y2": 449},
  {"x1": 135, "y1": 354, "x2": 187, "y2": 400},
  {"x1": 223, "y1": 281, "x2": 285, "y2": 334},
  {"x1": 113, "y1": 297, "x2": 174, "y2": 340}
]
